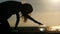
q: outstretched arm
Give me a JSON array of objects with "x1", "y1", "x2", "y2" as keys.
[
  {"x1": 15, "y1": 13, "x2": 20, "y2": 29},
  {"x1": 23, "y1": 14, "x2": 43, "y2": 25}
]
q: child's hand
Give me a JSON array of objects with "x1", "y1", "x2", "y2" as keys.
[{"x1": 36, "y1": 22, "x2": 43, "y2": 25}]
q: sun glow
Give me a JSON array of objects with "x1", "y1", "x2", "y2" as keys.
[{"x1": 51, "y1": 0, "x2": 59, "y2": 3}]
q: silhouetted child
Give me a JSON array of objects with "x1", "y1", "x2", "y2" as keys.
[
  {"x1": 15, "y1": 3, "x2": 43, "y2": 29},
  {"x1": 0, "y1": 1, "x2": 43, "y2": 33},
  {"x1": 0, "y1": 1, "x2": 22, "y2": 33}
]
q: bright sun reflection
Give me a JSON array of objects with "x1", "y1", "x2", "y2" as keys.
[
  {"x1": 39, "y1": 28, "x2": 45, "y2": 31},
  {"x1": 47, "y1": 26, "x2": 60, "y2": 31}
]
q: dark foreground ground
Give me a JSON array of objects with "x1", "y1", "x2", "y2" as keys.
[
  {"x1": 0, "y1": 27, "x2": 59, "y2": 34},
  {"x1": 10, "y1": 27, "x2": 60, "y2": 34}
]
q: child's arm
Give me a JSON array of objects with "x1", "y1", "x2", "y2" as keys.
[
  {"x1": 23, "y1": 14, "x2": 43, "y2": 25},
  {"x1": 15, "y1": 13, "x2": 20, "y2": 29}
]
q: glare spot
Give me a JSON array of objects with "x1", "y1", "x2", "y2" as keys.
[{"x1": 39, "y1": 28, "x2": 45, "y2": 31}]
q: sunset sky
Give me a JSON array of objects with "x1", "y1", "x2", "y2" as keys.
[{"x1": 1, "y1": 0, "x2": 60, "y2": 27}]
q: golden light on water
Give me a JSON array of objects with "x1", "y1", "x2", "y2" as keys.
[{"x1": 46, "y1": 26, "x2": 60, "y2": 31}]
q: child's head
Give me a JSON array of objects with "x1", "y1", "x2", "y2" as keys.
[
  {"x1": 21, "y1": 3, "x2": 33, "y2": 14},
  {"x1": 21, "y1": 3, "x2": 33, "y2": 22}
]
